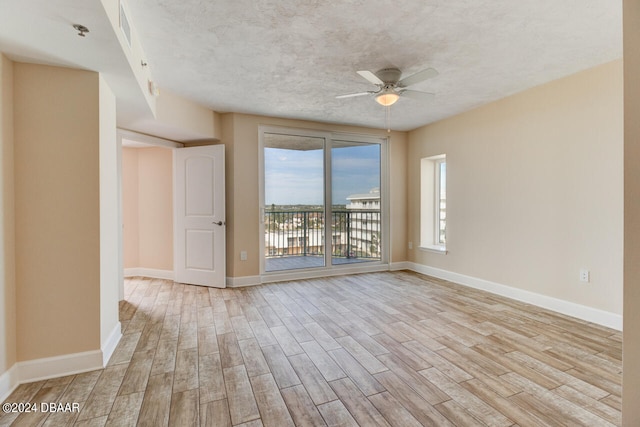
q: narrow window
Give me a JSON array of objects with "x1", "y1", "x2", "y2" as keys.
[
  {"x1": 435, "y1": 159, "x2": 446, "y2": 245},
  {"x1": 420, "y1": 155, "x2": 447, "y2": 252}
]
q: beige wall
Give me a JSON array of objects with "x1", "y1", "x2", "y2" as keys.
[
  {"x1": 223, "y1": 113, "x2": 408, "y2": 278},
  {"x1": 408, "y1": 60, "x2": 623, "y2": 315},
  {"x1": 122, "y1": 148, "x2": 139, "y2": 268},
  {"x1": 623, "y1": 0, "x2": 640, "y2": 423},
  {"x1": 122, "y1": 146, "x2": 173, "y2": 271},
  {"x1": 138, "y1": 147, "x2": 173, "y2": 270},
  {"x1": 221, "y1": 114, "x2": 236, "y2": 275},
  {"x1": 0, "y1": 54, "x2": 16, "y2": 376},
  {"x1": 156, "y1": 90, "x2": 222, "y2": 141},
  {"x1": 390, "y1": 131, "x2": 408, "y2": 263},
  {"x1": 14, "y1": 64, "x2": 101, "y2": 360}
]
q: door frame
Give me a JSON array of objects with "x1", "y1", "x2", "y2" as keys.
[
  {"x1": 258, "y1": 125, "x2": 390, "y2": 282},
  {"x1": 119, "y1": 131, "x2": 226, "y2": 288},
  {"x1": 118, "y1": 129, "x2": 182, "y2": 298}
]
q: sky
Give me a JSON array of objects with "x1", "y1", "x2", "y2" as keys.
[{"x1": 264, "y1": 143, "x2": 380, "y2": 206}]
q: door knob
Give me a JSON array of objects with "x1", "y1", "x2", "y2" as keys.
[{"x1": 213, "y1": 221, "x2": 225, "y2": 226}]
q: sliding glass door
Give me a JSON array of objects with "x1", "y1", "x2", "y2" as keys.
[
  {"x1": 260, "y1": 127, "x2": 386, "y2": 275},
  {"x1": 263, "y1": 133, "x2": 326, "y2": 272},
  {"x1": 331, "y1": 140, "x2": 381, "y2": 266}
]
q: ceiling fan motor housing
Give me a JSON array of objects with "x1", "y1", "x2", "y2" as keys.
[{"x1": 376, "y1": 68, "x2": 403, "y2": 84}]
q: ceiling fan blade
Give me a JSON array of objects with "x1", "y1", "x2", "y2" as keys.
[
  {"x1": 357, "y1": 70, "x2": 384, "y2": 85},
  {"x1": 336, "y1": 91, "x2": 373, "y2": 99},
  {"x1": 398, "y1": 68, "x2": 438, "y2": 88},
  {"x1": 400, "y1": 90, "x2": 435, "y2": 101}
]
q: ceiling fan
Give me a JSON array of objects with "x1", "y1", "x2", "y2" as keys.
[{"x1": 336, "y1": 67, "x2": 438, "y2": 106}]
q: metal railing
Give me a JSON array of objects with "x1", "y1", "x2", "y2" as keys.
[{"x1": 264, "y1": 209, "x2": 381, "y2": 260}]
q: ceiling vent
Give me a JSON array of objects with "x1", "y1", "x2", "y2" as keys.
[{"x1": 119, "y1": 1, "x2": 132, "y2": 47}]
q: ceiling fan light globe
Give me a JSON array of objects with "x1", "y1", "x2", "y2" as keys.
[{"x1": 375, "y1": 92, "x2": 400, "y2": 106}]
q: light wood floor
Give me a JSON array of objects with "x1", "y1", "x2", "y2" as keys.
[{"x1": 0, "y1": 271, "x2": 622, "y2": 426}]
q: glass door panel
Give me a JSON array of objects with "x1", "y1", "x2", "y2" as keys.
[
  {"x1": 331, "y1": 141, "x2": 381, "y2": 265},
  {"x1": 263, "y1": 133, "x2": 325, "y2": 272}
]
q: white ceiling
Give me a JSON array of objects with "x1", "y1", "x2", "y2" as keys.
[{"x1": 0, "y1": 0, "x2": 623, "y2": 133}]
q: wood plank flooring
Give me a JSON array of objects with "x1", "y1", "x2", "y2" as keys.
[{"x1": 0, "y1": 271, "x2": 622, "y2": 426}]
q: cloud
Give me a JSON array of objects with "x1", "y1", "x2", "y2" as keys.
[{"x1": 264, "y1": 144, "x2": 380, "y2": 205}]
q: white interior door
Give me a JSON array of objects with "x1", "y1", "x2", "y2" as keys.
[{"x1": 175, "y1": 145, "x2": 226, "y2": 287}]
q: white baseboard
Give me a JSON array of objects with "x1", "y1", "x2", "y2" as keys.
[
  {"x1": 17, "y1": 350, "x2": 104, "y2": 385},
  {"x1": 101, "y1": 323, "x2": 122, "y2": 366},
  {"x1": 124, "y1": 268, "x2": 174, "y2": 280},
  {"x1": 406, "y1": 262, "x2": 622, "y2": 331},
  {"x1": 123, "y1": 268, "x2": 140, "y2": 277},
  {"x1": 390, "y1": 261, "x2": 412, "y2": 271},
  {"x1": 0, "y1": 364, "x2": 19, "y2": 403},
  {"x1": 0, "y1": 341, "x2": 123, "y2": 403},
  {"x1": 226, "y1": 275, "x2": 261, "y2": 288}
]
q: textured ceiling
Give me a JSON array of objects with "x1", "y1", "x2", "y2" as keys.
[
  {"x1": 125, "y1": 0, "x2": 622, "y2": 131},
  {"x1": 0, "y1": 0, "x2": 623, "y2": 134}
]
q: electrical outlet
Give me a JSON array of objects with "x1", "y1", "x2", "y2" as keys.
[
  {"x1": 579, "y1": 269, "x2": 590, "y2": 283},
  {"x1": 408, "y1": 241, "x2": 413, "y2": 249},
  {"x1": 240, "y1": 250, "x2": 247, "y2": 261}
]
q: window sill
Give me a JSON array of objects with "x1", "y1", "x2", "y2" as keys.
[{"x1": 419, "y1": 245, "x2": 448, "y2": 255}]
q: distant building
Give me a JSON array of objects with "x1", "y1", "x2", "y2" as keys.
[
  {"x1": 346, "y1": 188, "x2": 381, "y2": 258},
  {"x1": 346, "y1": 187, "x2": 381, "y2": 210}
]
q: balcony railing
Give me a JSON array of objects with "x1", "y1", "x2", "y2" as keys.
[{"x1": 264, "y1": 209, "x2": 381, "y2": 260}]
